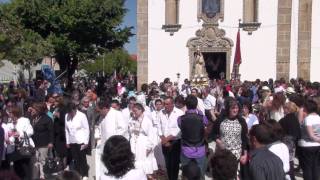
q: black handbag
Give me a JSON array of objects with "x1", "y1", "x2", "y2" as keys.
[
  {"x1": 43, "y1": 148, "x2": 64, "y2": 174},
  {"x1": 15, "y1": 131, "x2": 36, "y2": 157}
]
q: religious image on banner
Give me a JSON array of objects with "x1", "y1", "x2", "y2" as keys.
[{"x1": 41, "y1": 65, "x2": 63, "y2": 94}]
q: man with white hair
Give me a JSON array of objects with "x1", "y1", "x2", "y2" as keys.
[{"x1": 202, "y1": 87, "x2": 216, "y2": 122}]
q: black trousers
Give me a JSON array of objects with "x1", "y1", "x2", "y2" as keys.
[
  {"x1": 298, "y1": 146, "x2": 320, "y2": 180},
  {"x1": 70, "y1": 144, "x2": 89, "y2": 177},
  {"x1": 14, "y1": 158, "x2": 32, "y2": 180},
  {"x1": 162, "y1": 140, "x2": 181, "y2": 180},
  {"x1": 239, "y1": 162, "x2": 250, "y2": 180},
  {"x1": 289, "y1": 160, "x2": 295, "y2": 180}
]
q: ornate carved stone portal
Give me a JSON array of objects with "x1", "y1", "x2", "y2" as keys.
[{"x1": 188, "y1": 0, "x2": 233, "y2": 80}]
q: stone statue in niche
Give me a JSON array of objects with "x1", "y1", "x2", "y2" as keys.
[
  {"x1": 194, "y1": 50, "x2": 206, "y2": 76},
  {"x1": 202, "y1": 0, "x2": 220, "y2": 18}
]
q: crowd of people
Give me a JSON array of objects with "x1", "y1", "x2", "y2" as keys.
[{"x1": 0, "y1": 76, "x2": 320, "y2": 180}]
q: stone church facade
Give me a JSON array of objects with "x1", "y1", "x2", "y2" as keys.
[{"x1": 137, "y1": 0, "x2": 320, "y2": 88}]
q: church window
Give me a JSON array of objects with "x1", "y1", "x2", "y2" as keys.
[
  {"x1": 240, "y1": 0, "x2": 261, "y2": 35},
  {"x1": 162, "y1": 0, "x2": 181, "y2": 35}
]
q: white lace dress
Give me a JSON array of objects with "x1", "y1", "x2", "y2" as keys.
[
  {"x1": 220, "y1": 118, "x2": 242, "y2": 160},
  {"x1": 129, "y1": 115, "x2": 158, "y2": 175}
]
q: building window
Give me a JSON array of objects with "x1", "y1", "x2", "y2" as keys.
[
  {"x1": 162, "y1": 0, "x2": 181, "y2": 35},
  {"x1": 240, "y1": 0, "x2": 261, "y2": 35}
]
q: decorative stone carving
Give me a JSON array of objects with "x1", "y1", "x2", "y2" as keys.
[
  {"x1": 190, "y1": 26, "x2": 232, "y2": 49},
  {"x1": 187, "y1": 0, "x2": 233, "y2": 80},
  {"x1": 187, "y1": 25, "x2": 233, "y2": 80},
  {"x1": 239, "y1": 22, "x2": 261, "y2": 35}
]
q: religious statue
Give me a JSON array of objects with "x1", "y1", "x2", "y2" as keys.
[
  {"x1": 194, "y1": 50, "x2": 206, "y2": 76},
  {"x1": 202, "y1": 0, "x2": 220, "y2": 18}
]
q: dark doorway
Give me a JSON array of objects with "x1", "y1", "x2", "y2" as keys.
[{"x1": 202, "y1": 52, "x2": 226, "y2": 80}]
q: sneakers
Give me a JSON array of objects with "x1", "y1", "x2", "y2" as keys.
[{"x1": 82, "y1": 177, "x2": 89, "y2": 180}]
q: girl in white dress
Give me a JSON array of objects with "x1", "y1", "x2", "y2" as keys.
[{"x1": 129, "y1": 103, "x2": 158, "y2": 178}]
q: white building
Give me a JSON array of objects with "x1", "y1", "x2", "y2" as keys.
[
  {"x1": 136, "y1": 0, "x2": 320, "y2": 88},
  {"x1": 0, "y1": 57, "x2": 60, "y2": 83}
]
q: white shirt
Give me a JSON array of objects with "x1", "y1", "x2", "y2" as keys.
[
  {"x1": 298, "y1": 114, "x2": 320, "y2": 147},
  {"x1": 95, "y1": 109, "x2": 129, "y2": 180},
  {"x1": 100, "y1": 169, "x2": 147, "y2": 180},
  {"x1": 65, "y1": 110, "x2": 90, "y2": 145},
  {"x1": 274, "y1": 86, "x2": 284, "y2": 93},
  {"x1": 244, "y1": 114, "x2": 259, "y2": 130},
  {"x1": 151, "y1": 110, "x2": 162, "y2": 126},
  {"x1": 100, "y1": 108, "x2": 128, "y2": 145},
  {"x1": 136, "y1": 93, "x2": 147, "y2": 107},
  {"x1": 158, "y1": 107, "x2": 184, "y2": 138},
  {"x1": 180, "y1": 84, "x2": 191, "y2": 98},
  {"x1": 197, "y1": 97, "x2": 205, "y2": 114},
  {"x1": 203, "y1": 94, "x2": 216, "y2": 110},
  {"x1": 269, "y1": 142, "x2": 290, "y2": 173},
  {"x1": 122, "y1": 107, "x2": 132, "y2": 123},
  {"x1": 270, "y1": 107, "x2": 284, "y2": 122},
  {"x1": 6, "y1": 117, "x2": 34, "y2": 154},
  {"x1": 2, "y1": 123, "x2": 9, "y2": 159},
  {"x1": 143, "y1": 106, "x2": 153, "y2": 120},
  {"x1": 151, "y1": 110, "x2": 163, "y2": 142}
]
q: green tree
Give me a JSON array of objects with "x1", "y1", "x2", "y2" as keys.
[
  {"x1": 0, "y1": 12, "x2": 22, "y2": 60},
  {"x1": 7, "y1": 29, "x2": 54, "y2": 81},
  {"x1": 0, "y1": 9, "x2": 53, "y2": 78},
  {"x1": 81, "y1": 48, "x2": 136, "y2": 76},
  {"x1": 1, "y1": 0, "x2": 133, "y2": 88}
]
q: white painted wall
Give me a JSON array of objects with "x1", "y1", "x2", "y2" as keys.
[
  {"x1": 148, "y1": 0, "x2": 278, "y2": 83},
  {"x1": 221, "y1": 0, "x2": 278, "y2": 81},
  {"x1": 148, "y1": 0, "x2": 200, "y2": 83},
  {"x1": 0, "y1": 58, "x2": 60, "y2": 83},
  {"x1": 311, "y1": 0, "x2": 320, "y2": 82},
  {"x1": 0, "y1": 60, "x2": 18, "y2": 82}
]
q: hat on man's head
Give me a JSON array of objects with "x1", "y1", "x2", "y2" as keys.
[
  {"x1": 285, "y1": 87, "x2": 295, "y2": 94},
  {"x1": 262, "y1": 86, "x2": 270, "y2": 91}
]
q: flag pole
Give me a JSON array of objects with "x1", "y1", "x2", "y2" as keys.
[{"x1": 232, "y1": 19, "x2": 242, "y2": 82}]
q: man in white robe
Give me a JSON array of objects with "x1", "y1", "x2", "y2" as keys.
[{"x1": 95, "y1": 99, "x2": 128, "y2": 179}]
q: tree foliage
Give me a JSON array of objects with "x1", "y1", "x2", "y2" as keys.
[
  {"x1": 0, "y1": 0, "x2": 133, "y2": 86},
  {"x1": 81, "y1": 48, "x2": 136, "y2": 76},
  {"x1": 7, "y1": 30, "x2": 54, "y2": 66},
  {"x1": 0, "y1": 11, "x2": 22, "y2": 60},
  {"x1": 0, "y1": 6, "x2": 53, "y2": 72}
]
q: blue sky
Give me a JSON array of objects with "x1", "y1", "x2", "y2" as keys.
[
  {"x1": 123, "y1": 0, "x2": 137, "y2": 54},
  {"x1": 0, "y1": 0, "x2": 137, "y2": 54}
]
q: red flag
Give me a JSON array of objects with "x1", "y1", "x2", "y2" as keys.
[{"x1": 234, "y1": 30, "x2": 242, "y2": 65}]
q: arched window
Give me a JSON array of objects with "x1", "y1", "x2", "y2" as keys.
[{"x1": 162, "y1": 0, "x2": 181, "y2": 35}]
